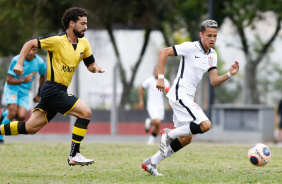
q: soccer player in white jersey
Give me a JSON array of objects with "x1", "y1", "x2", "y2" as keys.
[
  {"x1": 139, "y1": 66, "x2": 170, "y2": 145},
  {"x1": 142, "y1": 19, "x2": 239, "y2": 176}
]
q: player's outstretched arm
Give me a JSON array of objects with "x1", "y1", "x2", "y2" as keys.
[
  {"x1": 87, "y1": 62, "x2": 105, "y2": 73},
  {"x1": 14, "y1": 39, "x2": 38, "y2": 76},
  {"x1": 138, "y1": 87, "x2": 145, "y2": 110},
  {"x1": 156, "y1": 47, "x2": 175, "y2": 92},
  {"x1": 209, "y1": 61, "x2": 239, "y2": 87}
]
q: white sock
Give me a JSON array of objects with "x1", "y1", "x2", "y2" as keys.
[
  {"x1": 151, "y1": 145, "x2": 175, "y2": 165},
  {"x1": 167, "y1": 124, "x2": 192, "y2": 139},
  {"x1": 147, "y1": 135, "x2": 156, "y2": 144}
]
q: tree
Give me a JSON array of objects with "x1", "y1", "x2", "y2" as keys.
[
  {"x1": 222, "y1": 0, "x2": 282, "y2": 104},
  {"x1": 0, "y1": 0, "x2": 73, "y2": 56},
  {"x1": 78, "y1": 0, "x2": 179, "y2": 108}
]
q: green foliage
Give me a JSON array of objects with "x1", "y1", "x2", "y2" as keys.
[
  {"x1": 0, "y1": 0, "x2": 73, "y2": 56},
  {"x1": 1, "y1": 142, "x2": 282, "y2": 183}
]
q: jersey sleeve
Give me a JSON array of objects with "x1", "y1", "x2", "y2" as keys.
[
  {"x1": 37, "y1": 34, "x2": 61, "y2": 52},
  {"x1": 36, "y1": 55, "x2": 47, "y2": 76},
  {"x1": 83, "y1": 39, "x2": 93, "y2": 59},
  {"x1": 7, "y1": 56, "x2": 19, "y2": 77},
  {"x1": 208, "y1": 51, "x2": 218, "y2": 72},
  {"x1": 172, "y1": 42, "x2": 193, "y2": 57}
]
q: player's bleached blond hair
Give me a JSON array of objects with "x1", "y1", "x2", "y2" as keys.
[{"x1": 200, "y1": 20, "x2": 218, "y2": 32}]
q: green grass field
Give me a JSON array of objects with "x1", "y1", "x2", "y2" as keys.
[{"x1": 0, "y1": 141, "x2": 281, "y2": 184}]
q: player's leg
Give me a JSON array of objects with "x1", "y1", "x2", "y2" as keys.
[
  {"x1": 16, "y1": 106, "x2": 28, "y2": 121},
  {"x1": 160, "y1": 98, "x2": 210, "y2": 156},
  {"x1": 0, "y1": 104, "x2": 17, "y2": 143},
  {"x1": 147, "y1": 118, "x2": 161, "y2": 145},
  {"x1": 16, "y1": 91, "x2": 30, "y2": 121},
  {"x1": 146, "y1": 107, "x2": 164, "y2": 145},
  {"x1": 277, "y1": 120, "x2": 282, "y2": 142},
  {"x1": 144, "y1": 118, "x2": 151, "y2": 132},
  {"x1": 0, "y1": 110, "x2": 47, "y2": 136},
  {"x1": 67, "y1": 100, "x2": 94, "y2": 166},
  {"x1": 142, "y1": 135, "x2": 192, "y2": 176}
]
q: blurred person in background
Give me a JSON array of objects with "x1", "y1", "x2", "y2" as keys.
[
  {"x1": 276, "y1": 97, "x2": 282, "y2": 144},
  {"x1": 0, "y1": 48, "x2": 46, "y2": 144},
  {"x1": 141, "y1": 19, "x2": 239, "y2": 176},
  {"x1": 139, "y1": 66, "x2": 170, "y2": 145},
  {"x1": 0, "y1": 7, "x2": 104, "y2": 166}
]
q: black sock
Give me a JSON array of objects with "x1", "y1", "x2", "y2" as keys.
[
  {"x1": 0, "y1": 121, "x2": 27, "y2": 135},
  {"x1": 69, "y1": 118, "x2": 90, "y2": 157},
  {"x1": 152, "y1": 132, "x2": 157, "y2": 137},
  {"x1": 170, "y1": 138, "x2": 183, "y2": 153},
  {"x1": 70, "y1": 141, "x2": 80, "y2": 157},
  {"x1": 190, "y1": 122, "x2": 203, "y2": 134}
]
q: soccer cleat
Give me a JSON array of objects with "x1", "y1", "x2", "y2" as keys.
[
  {"x1": 68, "y1": 153, "x2": 94, "y2": 166},
  {"x1": 0, "y1": 139, "x2": 4, "y2": 145},
  {"x1": 144, "y1": 118, "x2": 151, "y2": 132},
  {"x1": 142, "y1": 157, "x2": 163, "y2": 176},
  {"x1": 160, "y1": 128, "x2": 172, "y2": 157}
]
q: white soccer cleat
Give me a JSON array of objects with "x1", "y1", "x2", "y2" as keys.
[
  {"x1": 160, "y1": 128, "x2": 172, "y2": 157},
  {"x1": 145, "y1": 118, "x2": 151, "y2": 132},
  {"x1": 142, "y1": 158, "x2": 163, "y2": 176},
  {"x1": 68, "y1": 153, "x2": 94, "y2": 166}
]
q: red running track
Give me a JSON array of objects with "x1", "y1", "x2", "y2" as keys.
[{"x1": 38, "y1": 122, "x2": 175, "y2": 135}]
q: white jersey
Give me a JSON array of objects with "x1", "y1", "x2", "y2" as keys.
[
  {"x1": 167, "y1": 40, "x2": 218, "y2": 101},
  {"x1": 142, "y1": 76, "x2": 170, "y2": 109}
]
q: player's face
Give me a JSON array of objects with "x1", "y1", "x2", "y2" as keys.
[
  {"x1": 26, "y1": 48, "x2": 38, "y2": 61},
  {"x1": 200, "y1": 28, "x2": 217, "y2": 52},
  {"x1": 73, "y1": 16, "x2": 88, "y2": 38}
]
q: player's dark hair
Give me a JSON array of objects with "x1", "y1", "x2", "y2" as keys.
[
  {"x1": 62, "y1": 7, "x2": 87, "y2": 29},
  {"x1": 200, "y1": 19, "x2": 218, "y2": 33}
]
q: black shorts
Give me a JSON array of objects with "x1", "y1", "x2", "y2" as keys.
[{"x1": 34, "y1": 81, "x2": 79, "y2": 122}]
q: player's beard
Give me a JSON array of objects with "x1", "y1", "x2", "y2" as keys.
[{"x1": 73, "y1": 27, "x2": 84, "y2": 38}]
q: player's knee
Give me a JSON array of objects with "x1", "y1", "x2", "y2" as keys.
[
  {"x1": 81, "y1": 109, "x2": 92, "y2": 119},
  {"x1": 17, "y1": 114, "x2": 26, "y2": 121},
  {"x1": 153, "y1": 119, "x2": 161, "y2": 125},
  {"x1": 200, "y1": 120, "x2": 211, "y2": 133},
  {"x1": 8, "y1": 110, "x2": 17, "y2": 118}
]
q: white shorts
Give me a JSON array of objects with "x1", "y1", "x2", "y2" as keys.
[
  {"x1": 169, "y1": 98, "x2": 209, "y2": 128},
  {"x1": 147, "y1": 106, "x2": 165, "y2": 120}
]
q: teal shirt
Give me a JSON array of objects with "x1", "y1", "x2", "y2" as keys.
[{"x1": 6, "y1": 54, "x2": 46, "y2": 90}]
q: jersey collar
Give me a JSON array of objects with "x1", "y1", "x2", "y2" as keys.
[
  {"x1": 65, "y1": 32, "x2": 79, "y2": 44},
  {"x1": 198, "y1": 40, "x2": 211, "y2": 54}
]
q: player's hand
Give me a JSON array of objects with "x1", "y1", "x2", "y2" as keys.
[
  {"x1": 33, "y1": 95, "x2": 40, "y2": 103},
  {"x1": 13, "y1": 64, "x2": 24, "y2": 76},
  {"x1": 229, "y1": 61, "x2": 239, "y2": 75},
  {"x1": 94, "y1": 65, "x2": 105, "y2": 73},
  {"x1": 156, "y1": 78, "x2": 165, "y2": 92},
  {"x1": 138, "y1": 101, "x2": 144, "y2": 110},
  {"x1": 24, "y1": 74, "x2": 33, "y2": 82}
]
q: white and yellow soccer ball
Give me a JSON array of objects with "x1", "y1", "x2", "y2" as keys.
[{"x1": 248, "y1": 143, "x2": 271, "y2": 166}]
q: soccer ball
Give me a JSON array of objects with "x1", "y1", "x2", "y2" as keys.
[{"x1": 248, "y1": 143, "x2": 271, "y2": 166}]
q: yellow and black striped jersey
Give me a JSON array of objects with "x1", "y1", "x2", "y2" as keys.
[{"x1": 37, "y1": 32, "x2": 93, "y2": 87}]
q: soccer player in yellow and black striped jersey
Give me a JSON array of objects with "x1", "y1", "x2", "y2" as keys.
[{"x1": 1, "y1": 7, "x2": 104, "y2": 166}]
